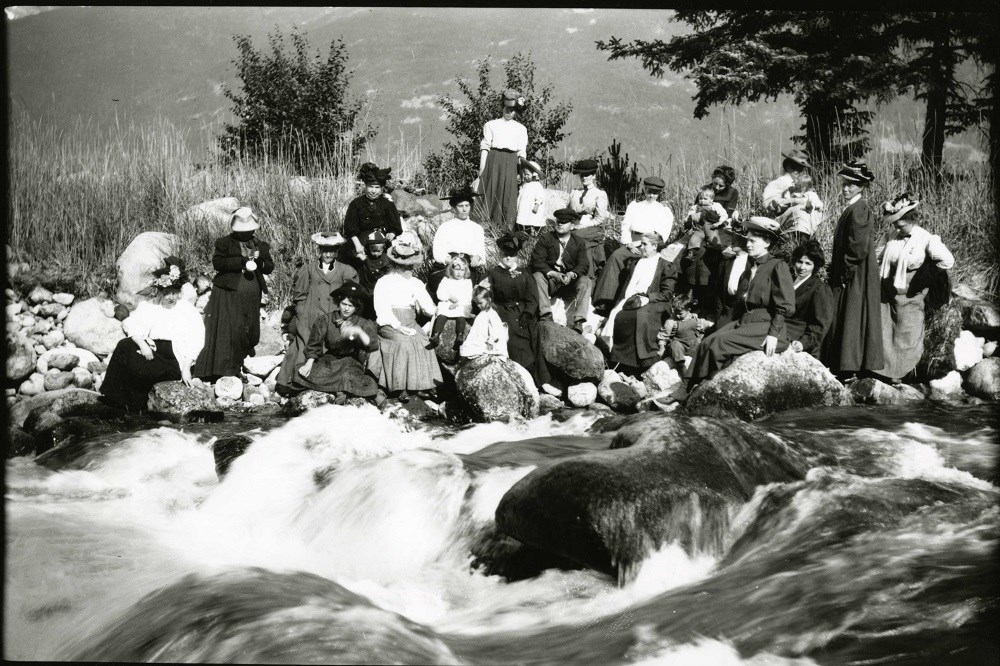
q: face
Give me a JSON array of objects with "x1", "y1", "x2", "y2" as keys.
[
  {"x1": 503, "y1": 102, "x2": 516, "y2": 118},
  {"x1": 645, "y1": 187, "x2": 660, "y2": 200},
  {"x1": 712, "y1": 175, "x2": 726, "y2": 191},
  {"x1": 894, "y1": 216, "x2": 915, "y2": 236},
  {"x1": 501, "y1": 254, "x2": 520, "y2": 268},
  {"x1": 473, "y1": 295, "x2": 491, "y2": 311},
  {"x1": 365, "y1": 183, "x2": 383, "y2": 200},
  {"x1": 794, "y1": 254, "x2": 815, "y2": 279},
  {"x1": 160, "y1": 290, "x2": 180, "y2": 308},
  {"x1": 841, "y1": 180, "x2": 863, "y2": 200},
  {"x1": 319, "y1": 248, "x2": 337, "y2": 264},
  {"x1": 338, "y1": 298, "x2": 356, "y2": 319},
  {"x1": 582, "y1": 174, "x2": 596, "y2": 187},
  {"x1": 639, "y1": 238, "x2": 659, "y2": 257},
  {"x1": 368, "y1": 243, "x2": 386, "y2": 257},
  {"x1": 521, "y1": 169, "x2": 533, "y2": 183},
  {"x1": 454, "y1": 201, "x2": 472, "y2": 219},
  {"x1": 745, "y1": 230, "x2": 772, "y2": 257},
  {"x1": 555, "y1": 220, "x2": 574, "y2": 235},
  {"x1": 450, "y1": 259, "x2": 468, "y2": 280},
  {"x1": 697, "y1": 190, "x2": 715, "y2": 206},
  {"x1": 232, "y1": 230, "x2": 255, "y2": 242}
]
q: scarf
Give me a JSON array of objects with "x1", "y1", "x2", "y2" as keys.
[
  {"x1": 727, "y1": 252, "x2": 749, "y2": 296},
  {"x1": 880, "y1": 225, "x2": 931, "y2": 291}
]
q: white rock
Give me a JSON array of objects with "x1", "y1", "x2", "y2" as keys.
[
  {"x1": 567, "y1": 382, "x2": 597, "y2": 407},
  {"x1": 33, "y1": 344, "x2": 46, "y2": 355},
  {"x1": 18, "y1": 374, "x2": 44, "y2": 396},
  {"x1": 20, "y1": 315, "x2": 36, "y2": 328},
  {"x1": 28, "y1": 285, "x2": 53, "y2": 304},
  {"x1": 214, "y1": 376, "x2": 244, "y2": 400},
  {"x1": 35, "y1": 357, "x2": 47, "y2": 374},
  {"x1": 114, "y1": 232, "x2": 182, "y2": 310},
  {"x1": 62, "y1": 298, "x2": 125, "y2": 356},
  {"x1": 38, "y1": 347, "x2": 99, "y2": 372},
  {"x1": 243, "y1": 354, "x2": 284, "y2": 377},
  {"x1": 71, "y1": 366, "x2": 93, "y2": 389},
  {"x1": 6, "y1": 302, "x2": 23, "y2": 318},
  {"x1": 41, "y1": 330, "x2": 65, "y2": 350},
  {"x1": 954, "y1": 330, "x2": 985, "y2": 372},
  {"x1": 56, "y1": 308, "x2": 69, "y2": 322},
  {"x1": 180, "y1": 197, "x2": 241, "y2": 236},
  {"x1": 641, "y1": 360, "x2": 683, "y2": 394},
  {"x1": 247, "y1": 393, "x2": 267, "y2": 407},
  {"x1": 52, "y1": 293, "x2": 75, "y2": 306},
  {"x1": 929, "y1": 370, "x2": 964, "y2": 400},
  {"x1": 246, "y1": 373, "x2": 262, "y2": 387},
  {"x1": 984, "y1": 341, "x2": 997, "y2": 358}
]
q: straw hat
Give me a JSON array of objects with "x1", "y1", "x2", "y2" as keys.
[
  {"x1": 230, "y1": 207, "x2": 259, "y2": 232},
  {"x1": 882, "y1": 192, "x2": 919, "y2": 224},
  {"x1": 837, "y1": 160, "x2": 875, "y2": 184},
  {"x1": 743, "y1": 216, "x2": 783, "y2": 245},
  {"x1": 311, "y1": 230, "x2": 346, "y2": 247},
  {"x1": 386, "y1": 232, "x2": 424, "y2": 266},
  {"x1": 781, "y1": 149, "x2": 812, "y2": 169}
]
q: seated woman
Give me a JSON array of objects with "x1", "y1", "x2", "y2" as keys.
[
  {"x1": 428, "y1": 185, "x2": 486, "y2": 298},
  {"x1": 688, "y1": 217, "x2": 795, "y2": 386},
  {"x1": 785, "y1": 240, "x2": 835, "y2": 358},
  {"x1": 294, "y1": 281, "x2": 380, "y2": 403},
  {"x1": 101, "y1": 258, "x2": 205, "y2": 411},
  {"x1": 598, "y1": 231, "x2": 678, "y2": 374},
  {"x1": 372, "y1": 232, "x2": 443, "y2": 401}
]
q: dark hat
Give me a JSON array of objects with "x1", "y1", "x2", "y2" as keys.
[
  {"x1": 502, "y1": 89, "x2": 526, "y2": 110},
  {"x1": 552, "y1": 208, "x2": 581, "y2": 225},
  {"x1": 359, "y1": 162, "x2": 391, "y2": 186},
  {"x1": 642, "y1": 176, "x2": 666, "y2": 192},
  {"x1": 151, "y1": 256, "x2": 187, "y2": 291},
  {"x1": 331, "y1": 280, "x2": 367, "y2": 303},
  {"x1": 781, "y1": 149, "x2": 812, "y2": 169},
  {"x1": 363, "y1": 229, "x2": 388, "y2": 247},
  {"x1": 441, "y1": 185, "x2": 479, "y2": 208},
  {"x1": 838, "y1": 159, "x2": 875, "y2": 184},
  {"x1": 572, "y1": 159, "x2": 599, "y2": 176},
  {"x1": 496, "y1": 231, "x2": 527, "y2": 257}
]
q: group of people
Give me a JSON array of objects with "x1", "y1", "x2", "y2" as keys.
[{"x1": 99, "y1": 89, "x2": 956, "y2": 412}]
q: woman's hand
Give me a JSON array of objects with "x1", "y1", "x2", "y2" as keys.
[
  {"x1": 355, "y1": 249, "x2": 367, "y2": 261},
  {"x1": 181, "y1": 367, "x2": 194, "y2": 387},
  {"x1": 762, "y1": 335, "x2": 778, "y2": 357},
  {"x1": 397, "y1": 326, "x2": 416, "y2": 336},
  {"x1": 137, "y1": 339, "x2": 155, "y2": 360},
  {"x1": 789, "y1": 340, "x2": 804, "y2": 353},
  {"x1": 298, "y1": 359, "x2": 314, "y2": 378},
  {"x1": 448, "y1": 296, "x2": 459, "y2": 304}
]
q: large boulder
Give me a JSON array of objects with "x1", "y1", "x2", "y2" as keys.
[
  {"x1": 179, "y1": 197, "x2": 240, "y2": 235},
  {"x1": 850, "y1": 377, "x2": 925, "y2": 405},
  {"x1": 147, "y1": 381, "x2": 219, "y2": 417},
  {"x1": 685, "y1": 351, "x2": 849, "y2": 422},
  {"x1": 959, "y1": 298, "x2": 1000, "y2": 338},
  {"x1": 7, "y1": 335, "x2": 36, "y2": 383},
  {"x1": 495, "y1": 415, "x2": 808, "y2": 584},
  {"x1": 9, "y1": 387, "x2": 102, "y2": 429},
  {"x1": 538, "y1": 321, "x2": 605, "y2": 382},
  {"x1": 391, "y1": 189, "x2": 441, "y2": 219},
  {"x1": 115, "y1": 232, "x2": 181, "y2": 309},
  {"x1": 964, "y1": 358, "x2": 1000, "y2": 401},
  {"x1": 63, "y1": 298, "x2": 125, "y2": 356},
  {"x1": 455, "y1": 355, "x2": 539, "y2": 422}
]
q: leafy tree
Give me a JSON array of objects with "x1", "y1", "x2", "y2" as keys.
[
  {"x1": 424, "y1": 53, "x2": 573, "y2": 192},
  {"x1": 217, "y1": 27, "x2": 376, "y2": 172}
]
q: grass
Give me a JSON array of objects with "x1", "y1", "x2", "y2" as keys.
[{"x1": 8, "y1": 107, "x2": 997, "y2": 314}]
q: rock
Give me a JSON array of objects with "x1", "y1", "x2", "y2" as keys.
[
  {"x1": 850, "y1": 377, "x2": 924, "y2": 405},
  {"x1": 47, "y1": 352, "x2": 80, "y2": 371},
  {"x1": 37, "y1": 303, "x2": 65, "y2": 318},
  {"x1": 431, "y1": 317, "x2": 463, "y2": 366},
  {"x1": 146, "y1": 381, "x2": 219, "y2": 416},
  {"x1": 246, "y1": 373, "x2": 262, "y2": 387},
  {"x1": 952, "y1": 284, "x2": 980, "y2": 301},
  {"x1": 52, "y1": 292, "x2": 75, "y2": 306},
  {"x1": 961, "y1": 299, "x2": 1000, "y2": 336},
  {"x1": 567, "y1": 382, "x2": 597, "y2": 407},
  {"x1": 929, "y1": 371, "x2": 964, "y2": 400},
  {"x1": 287, "y1": 389, "x2": 333, "y2": 412},
  {"x1": 39, "y1": 347, "x2": 99, "y2": 374},
  {"x1": 213, "y1": 435, "x2": 254, "y2": 478},
  {"x1": 87, "y1": 361, "x2": 108, "y2": 374},
  {"x1": 637, "y1": 394, "x2": 683, "y2": 413},
  {"x1": 539, "y1": 321, "x2": 605, "y2": 382},
  {"x1": 29, "y1": 320, "x2": 53, "y2": 335},
  {"x1": 243, "y1": 354, "x2": 284, "y2": 378},
  {"x1": 255, "y1": 319, "x2": 285, "y2": 356},
  {"x1": 114, "y1": 232, "x2": 182, "y2": 309},
  {"x1": 6, "y1": 302, "x2": 23, "y2": 318},
  {"x1": 7, "y1": 426, "x2": 35, "y2": 458},
  {"x1": 63, "y1": 298, "x2": 125, "y2": 356},
  {"x1": 71, "y1": 367, "x2": 93, "y2": 389},
  {"x1": 57, "y1": 308, "x2": 70, "y2": 322},
  {"x1": 685, "y1": 351, "x2": 849, "y2": 422},
  {"x1": 44, "y1": 371, "x2": 75, "y2": 391},
  {"x1": 9, "y1": 387, "x2": 102, "y2": 429},
  {"x1": 214, "y1": 376, "x2": 244, "y2": 400},
  {"x1": 392, "y1": 189, "x2": 441, "y2": 219},
  {"x1": 588, "y1": 402, "x2": 614, "y2": 415},
  {"x1": 953, "y1": 330, "x2": 985, "y2": 372},
  {"x1": 40, "y1": 330, "x2": 65, "y2": 350},
  {"x1": 495, "y1": 415, "x2": 808, "y2": 584},
  {"x1": 917, "y1": 301, "x2": 963, "y2": 379},
  {"x1": 597, "y1": 370, "x2": 642, "y2": 412},
  {"x1": 28, "y1": 285, "x2": 53, "y2": 304},
  {"x1": 641, "y1": 360, "x2": 683, "y2": 395},
  {"x1": 6, "y1": 335, "x2": 36, "y2": 383},
  {"x1": 20, "y1": 315, "x2": 36, "y2": 328},
  {"x1": 965, "y1": 358, "x2": 1000, "y2": 401},
  {"x1": 984, "y1": 341, "x2": 997, "y2": 358},
  {"x1": 18, "y1": 373, "x2": 45, "y2": 396},
  {"x1": 246, "y1": 393, "x2": 266, "y2": 407},
  {"x1": 538, "y1": 394, "x2": 564, "y2": 414},
  {"x1": 455, "y1": 355, "x2": 540, "y2": 422},
  {"x1": 180, "y1": 197, "x2": 241, "y2": 236},
  {"x1": 33, "y1": 344, "x2": 46, "y2": 355}
]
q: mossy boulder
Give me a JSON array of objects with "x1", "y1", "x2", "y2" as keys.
[{"x1": 455, "y1": 355, "x2": 539, "y2": 422}]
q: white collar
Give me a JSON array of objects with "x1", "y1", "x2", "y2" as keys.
[{"x1": 847, "y1": 193, "x2": 862, "y2": 206}]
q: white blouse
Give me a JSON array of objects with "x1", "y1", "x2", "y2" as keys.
[
  {"x1": 685, "y1": 201, "x2": 730, "y2": 226},
  {"x1": 436, "y1": 277, "x2": 474, "y2": 318},
  {"x1": 480, "y1": 118, "x2": 528, "y2": 158},
  {"x1": 460, "y1": 309, "x2": 509, "y2": 359},
  {"x1": 569, "y1": 187, "x2": 611, "y2": 228},
  {"x1": 122, "y1": 300, "x2": 205, "y2": 371},
  {"x1": 762, "y1": 173, "x2": 795, "y2": 209},
  {"x1": 620, "y1": 200, "x2": 674, "y2": 244},
  {"x1": 432, "y1": 219, "x2": 486, "y2": 267},
  {"x1": 373, "y1": 272, "x2": 436, "y2": 328}
]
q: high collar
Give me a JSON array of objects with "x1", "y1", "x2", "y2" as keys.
[{"x1": 750, "y1": 252, "x2": 771, "y2": 266}]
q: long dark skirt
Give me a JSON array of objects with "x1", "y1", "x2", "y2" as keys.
[
  {"x1": 495, "y1": 303, "x2": 551, "y2": 386},
  {"x1": 293, "y1": 354, "x2": 378, "y2": 398},
  {"x1": 193, "y1": 275, "x2": 261, "y2": 379},
  {"x1": 610, "y1": 301, "x2": 672, "y2": 369},
  {"x1": 101, "y1": 338, "x2": 181, "y2": 411},
  {"x1": 475, "y1": 149, "x2": 519, "y2": 230},
  {"x1": 689, "y1": 308, "x2": 789, "y2": 382}
]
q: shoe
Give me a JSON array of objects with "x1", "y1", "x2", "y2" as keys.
[
  {"x1": 425, "y1": 336, "x2": 439, "y2": 350},
  {"x1": 570, "y1": 321, "x2": 585, "y2": 334},
  {"x1": 539, "y1": 313, "x2": 554, "y2": 322}
]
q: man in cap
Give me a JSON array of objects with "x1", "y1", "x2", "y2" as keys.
[{"x1": 529, "y1": 208, "x2": 592, "y2": 333}]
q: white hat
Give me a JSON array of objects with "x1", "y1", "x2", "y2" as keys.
[
  {"x1": 310, "y1": 230, "x2": 346, "y2": 247},
  {"x1": 230, "y1": 207, "x2": 260, "y2": 232}
]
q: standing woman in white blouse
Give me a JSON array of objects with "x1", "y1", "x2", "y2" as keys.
[
  {"x1": 100, "y1": 258, "x2": 205, "y2": 411},
  {"x1": 372, "y1": 233, "x2": 443, "y2": 401},
  {"x1": 475, "y1": 89, "x2": 528, "y2": 231},
  {"x1": 875, "y1": 193, "x2": 954, "y2": 384}
]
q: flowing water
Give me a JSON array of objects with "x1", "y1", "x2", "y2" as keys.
[{"x1": 5, "y1": 402, "x2": 998, "y2": 664}]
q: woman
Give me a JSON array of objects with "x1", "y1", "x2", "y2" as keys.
[
  {"x1": 824, "y1": 160, "x2": 884, "y2": 381},
  {"x1": 701, "y1": 165, "x2": 739, "y2": 218},
  {"x1": 428, "y1": 185, "x2": 486, "y2": 298},
  {"x1": 341, "y1": 163, "x2": 403, "y2": 269},
  {"x1": 875, "y1": 193, "x2": 954, "y2": 384},
  {"x1": 486, "y1": 232, "x2": 552, "y2": 390},
  {"x1": 193, "y1": 207, "x2": 274, "y2": 380},
  {"x1": 762, "y1": 149, "x2": 811, "y2": 213},
  {"x1": 372, "y1": 232, "x2": 443, "y2": 401},
  {"x1": 295, "y1": 281, "x2": 380, "y2": 402},
  {"x1": 101, "y1": 258, "x2": 205, "y2": 411},
  {"x1": 567, "y1": 158, "x2": 611, "y2": 276},
  {"x1": 475, "y1": 89, "x2": 528, "y2": 230},
  {"x1": 785, "y1": 239, "x2": 835, "y2": 358},
  {"x1": 275, "y1": 231, "x2": 358, "y2": 395},
  {"x1": 599, "y1": 232, "x2": 678, "y2": 373},
  {"x1": 688, "y1": 217, "x2": 795, "y2": 385}
]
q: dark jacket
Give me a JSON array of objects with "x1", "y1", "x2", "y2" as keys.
[
  {"x1": 342, "y1": 196, "x2": 403, "y2": 245},
  {"x1": 785, "y1": 274, "x2": 835, "y2": 357},
  {"x1": 211, "y1": 234, "x2": 275, "y2": 292},
  {"x1": 529, "y1": 231, "x2": 590, "y2": 278},
  {"x1": 610, "y1": 256, "x2": 678, "y2": 365},
  {"x1": 732, "y1": 254, "x2": 796, "y2": 339}
]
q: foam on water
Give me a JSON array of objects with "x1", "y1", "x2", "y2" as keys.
[{"x1": 626, "y1": 633, "x2": 819, "y2": 665}]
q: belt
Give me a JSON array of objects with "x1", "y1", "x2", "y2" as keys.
[{"x1": 490, "y1": 147, "x2": 517, "y2": 154}]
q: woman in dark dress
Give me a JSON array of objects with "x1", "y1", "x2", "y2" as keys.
[
  {"x1": 823, "y1": 160, "x2": 884, "y2": 381},
  {"x1": 485, "y1": 232, "x2": 552, "y2": 390},
  {"x1": 340, "y1": 163, "x2": 403, "y2": 269},
  {"x1": 294, "y1": 281, "x2": 380, "y2": 402},
  {"x1": 688, "y1": 217, "x2": 795, "y2": 385},
  {"x1": 785, "y1": 240, "x2": 835, "y2": 358},
  {"x1": 193, "y1": 207, "x2": 274, "y2": 380}
]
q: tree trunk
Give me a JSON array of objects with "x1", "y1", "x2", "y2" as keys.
[
  {"x1": 921, "y1": 13, "x2": 952, "y2": 177},
  {"x1": 803, "y1": 101, "x2": 837, "y2": 166}
]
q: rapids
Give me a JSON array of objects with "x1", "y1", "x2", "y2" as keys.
[{"x1": 5, "y1": 402, "x2": 998, "y2": 664}]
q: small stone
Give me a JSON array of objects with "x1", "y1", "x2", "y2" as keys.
[
  {"x1": 929, "y1": 371, "x2": 964, "y2": 400},
  {"x1": 965, "y1": 358, "x2": 1000, "y2": 401},
  {"x1": 954, "y1": 330, "x2": 985, "y2": 372},
  {"x1": 52, "y1": 293, "x2": 75, "y2": 306},
  {"x1": 34, "y1": 344, "x2": 46, "y2": 355},
  {"x1": 56, "y1": 308, "x2": 70, "y2": 322},
  {"x1": 20, "y1": 315, "x2": 36, "y2": 328},
  {"x1": 6, "y1": 302, "x2": 23, "y2": 318},
  {"x1": 567, "y1": 382, "x2": 598, "y2": 407},
  {"x1": 247, "y1": 393, "x2": 266, "y2": 407},
  {"x1": 87, "y1": 361, "x2": 108, "y2": 373},
  {"x1": 538, "y1": 394, "x2": 563, "y2": 414},
  {"x1": 641, "y1": 360, "x2": 683, "y2": 395},
  {"x1": 113, "y1": 304, "x2": 131, "y2": 321},
  {"x1": 983, "y1": 341, "x2": 997, "y2": 358},
  {"x1": 71, "y1": 367, "x2": 93, "y2": 388},
  {"x1": 43, "y1": 371, "x2": 75, "y2": 391},
  {"x1": 5, "y1": 387, "x2": 16, "y2": 397},
  {"x1": 214, "y1": 376, "x2": 244, "y2": 400},
  {"x1": 47, "y1": 352, "x2": 80, "y2": 371},
  {"x1": 30, "y1": 320, "x2": 53, "y2": 336},
  {"x1": 37, "y1": 303, "x2": 66, "y2": 318},
  {"x1": 243, "y1": 354, "x2": 284, "y2": 377},
  {"x1": 28, "y1": 285, "x2": 53, "y2": 304},
  {"x1": 246, "y1": 373, "x2": 262, "y2": 386}
]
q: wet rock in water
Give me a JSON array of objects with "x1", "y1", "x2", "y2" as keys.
[
  {"x1": 52, "y1": 292, "x2": 75, "y2": 306},
  {"x1": 243, "y1": 354, "x2": 284, "y2": 378},
  {"x1": 214, "y1": 376, "x2": 244, "y2": 400},
  {"x1": 929, "y1": 370, "x2": 964, "y2": 400},
  {"x1": 469, "y1": 524, "x2": 584, "y2": 582},
  {"x1": 538, "y1": 393, "x2": 564, "y2": 414},
  {"x1": 495, "y1": 415, "x2": 808, "y2": 584},
  {"x1": 7, "y1": 425, "x2": 34, "y2": 458},
  {"x1": 539, "y1": 321, "x2": 605, "y2": 382},
  {"x1": 597, "y1": 370, "x2": 641, "y2": 412},
  {"x1": 286, "y1": 390, "x2": 334, "y2": 413},
  {"x1": 965, "y1": 358, "x2": 1000, "y2": 401},
  {"x1": 47, "y1": 352, "x2": 80, "y2": 371},
  {"x1": 850, "y1": 377, "x2": 925, "y2": 405},
  {"x1": 953, "y1": 330, "x2": 985, "y2": 372},
  {"x1": 28, "y1": 285, "x2": 53, "y2": 304},
  {"x1": 9, "y1": 387, "x2": 102, "y2": 429},
  {"x1": 7, "y1": 335, "x2": 36, "y2": 382},
  {"x1": 685, "y1": 351, "x2": 849, "y2": 422},
  {"x1": 22, "y1": 409, "x2": 64, "y2": 435},
  {"x1": 147, "y1": 381, "x2": 219, "y2": 417},
  {"x1": 213, "y1": 435, "x2": 254, "y2": 478},
  {"x1": 455, "y1": 355, "x2": 539, "y2": 422},
  {"x1": 917, "y1": 301, "x2": 963, "y2": 379},
  {"x1": 63, "y1": 298, "x2": 125, "y2": 356},
  {"x1": 567, "y1": 382, "x2": 597, "y2": 407},
  {"x1": 43, "y1": 371, "x2": 75, "y2": 391}
]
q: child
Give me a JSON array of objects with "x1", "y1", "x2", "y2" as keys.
[
  {"x1": 657, "y1": 296, "x2": 713, "y2": 370},
  {"x1": 776, "y1": 173, "x2": 824, "y2": 244},
  {"x1": 516, "y1": 162, "x2": 546, "y2": 233},
  {"x1": 684, "y1": 186, "x2": 730, "y2": 250},
  {"x1": 427, "y1": 254, "x2": 473, "y2": 350},
  {"x1": 459, "y1": 286, "x2": 509, "y2": 359}
]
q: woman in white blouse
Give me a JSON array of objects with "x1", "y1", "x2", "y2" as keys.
[
  {"x1": 372, "y1": 233, "x2": 443, "y2": 400},
  {"x1": 100, "y1": 258, "x2": 205, "y2": 411},
  {"x1": 875, "y1": 193, "x2": 955, "y2": 384},
  {"x1": 475, "y1": 89, "x2": 528, "y2": 230}
]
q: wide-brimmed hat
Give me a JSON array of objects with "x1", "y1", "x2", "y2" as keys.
[
  {"x1": 781, "y1": 149, "x2": 812, "y2": 169},
  {"x1": 496, "y1": 231, "x2": 527, "y2": 257},
  {"x1": 743, "y1": 216, "x2": 783, "y2": 244},
  {"x1": 502, "y1": 89, "x2": 526, "y2": 110},
  {"x1": 642, "y1": 176, "x2": 666, "y2": 192},
  {"x1": 552, "y1": 208, "x2": 581, "y2": 225},
  {"x1": 150, "y1": 256, "x2": 188, "y2": 291},
  {"x1": 331, "y1": 280, "x2": 367, "y2": 304},
  {"x1": 838, "y1": 160, "x2": 875, "y2": 184},
  {"x1": 230, "y1": 207, "x2": 259, "y2": 232},
  {"x1": 519, "y1": 157, "x2": 543, "y2": 176},
  {"x1": 359, "y1": 162, "x2": 391, "y2": 186},
  {"x1": 386, "y1": 232, "x2": 424, "y2": 266},
  {"x1": 882, "y1": 192, "x2": 919, "y2": 224},
  {"x1": 572, "y1": 158, "x2": 599, "y2": 176},
  {"x1": 441, "y1": 185, "x2": 479, "y2": 208},
  {"x1": 311, "y1": 230, "x2": 346, "y2": 247},
  {"x1": 363, "y1": 229, "x2": 388, "y2": 247}
]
